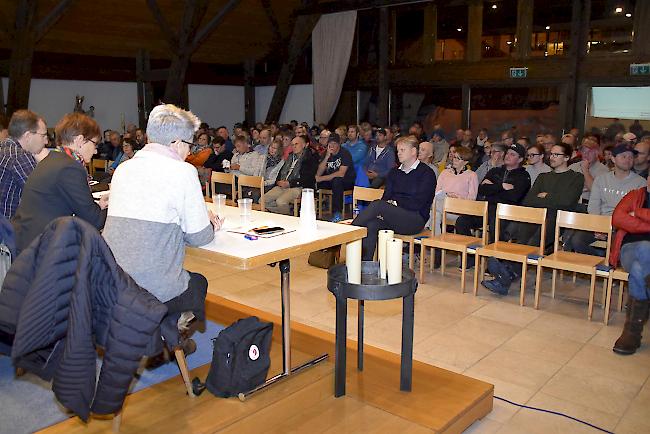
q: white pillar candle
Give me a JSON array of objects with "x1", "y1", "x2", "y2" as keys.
[
  {"x1": 378, "y1": 229, "x2": 394, "y2": 279},
  {"x1": 386, "y1": 238, "x2": 403, "y2": 284},
  {"x1": 345, "y1": 240, "x2": 362, "y2": 284}
]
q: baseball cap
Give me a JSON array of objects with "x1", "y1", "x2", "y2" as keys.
[
  {"x1": 508, "y1": 143, "x2": 526, "y2": 159},
  {"x1": 611, "y1": 143, "x2": 638, "y2": 157},
  {"x1": 328, "y1": 133, "x2": 341, "y2": 144},
  {"x1": 376, "y1": 128, "x2": 387, "y2": 136}
]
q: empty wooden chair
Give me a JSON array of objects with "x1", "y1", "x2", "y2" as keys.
[
  {"x1": 352, "y1": 186, "x2": 384, "y2": 210},
  {"x1": 604, "y1": 268, "x2": 629, "y2": 325},
  {"x1": 237, "y1": 175, "x2": 265, "y2": 211},
  {"x1": 534, "y1": 211, "x2": 612, "y2": 320},
  {"x1": 318, "y1": 188, "x2": 353, "y2": 219},
  {"x1": 208, "y1": 172, "x2": 236, "y2": 205},
  {"x1": 419, "y1": 198, "x2": 488, "y2": 292},
  {"x1": 89, "y1": 158, "x2": 108, "y2": 178},
  {"x1": 474, "y1": 204, "x2": 547, "y2": 306}
]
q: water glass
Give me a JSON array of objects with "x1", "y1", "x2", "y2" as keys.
[
  {"x1": 238, "y1": 198, "x2": 253, "y2": 226},
  {"x1": 212, "y1": 193, "x2": 226, "y2": 216}
]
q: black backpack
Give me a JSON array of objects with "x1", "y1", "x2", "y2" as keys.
[{"x1": 204, "y1": 316, "x2": 273, "y2": 398}]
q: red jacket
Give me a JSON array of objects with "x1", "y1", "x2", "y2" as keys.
[{"x1": 610, "y1": 187, "x2": 650, "y2": 266}]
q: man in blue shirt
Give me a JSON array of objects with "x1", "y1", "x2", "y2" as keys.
[
  {"x1": 0, "y1": 110, "x2": 49, "y2": 218},
  {"x1": 316, "y1": 133, "x2": 356, "y2": 222},
  {"x1": 364, "y1": 128, "x2": 396, "y2": 188},
  {"x1": 353, "y1": 135, "x2": 437, "y2": 260}
]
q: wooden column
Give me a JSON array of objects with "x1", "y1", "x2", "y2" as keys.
[
  {"x1": 136, "y1": 50, "x2": 155, "y2": 128},
  {"x1": 244, "y1": 58, "x2": 256, "y2": 126},
  {"x1": 466, "y1": 0, "x2": 483, "y2": 62},
  {"x1": 423, "y1": 4, "x2": 437, "y2": 64},
  {"x1": 147, "y1": 0, "x2": 241, "y2": 107},
  {"x1": 265, "y1": 4, "x2": 321, "y2": 123},
  {"x1": 565, "y1": 0, "x2": 590, "y2": 131},
  {"x1": 515, "y1": 0, "x2": 533, "y2": 59},
  {"x1": 632, "y1": 0, "x2": 650, "y2": 59},
  {"x1": 6, "y1": 0, "x2": 74, "y2": 115},
  {"x1": 461, "y1": 84, "x2": 471, "y2": 129},
  {"x1": 377, "y1": 7, "x2": 389, "y2": 126}
]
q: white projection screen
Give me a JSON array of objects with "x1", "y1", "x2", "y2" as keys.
[{"x1": 590, "y1": 86, "x2": 650, "y2": 120}]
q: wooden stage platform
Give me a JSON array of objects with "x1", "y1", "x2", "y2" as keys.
[{"x1": 40, "y1": 294, "x2": 493, "y2": 433}]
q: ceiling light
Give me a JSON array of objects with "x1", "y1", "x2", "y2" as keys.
[
  {"x1": 457, "y1": 28, "x2": 462, "y2": 32},
  {"x1": 492, "y1": 4, "x2": 497, "y2": 9},
  {"x1": 626, "y1": 13, "x2": 632, "y2": 17},
  {"x1": 545, "y1": 25, "x2": 550, "y2": 30},
  {"x1": 615, "y1": 7, "x2": 623, "y2": 13}
]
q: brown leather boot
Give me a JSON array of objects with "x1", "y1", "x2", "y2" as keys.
[{"x1": 613, "y1": 296, "x2": 650, "y2": 355}]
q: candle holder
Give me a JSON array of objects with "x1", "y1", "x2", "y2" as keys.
[{"x1": 327, "y1": 260, "x2": 417, "y2": 397}]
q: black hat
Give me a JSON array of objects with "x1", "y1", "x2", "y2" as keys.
[
  {"x1": 509, "y1": 143, "x2": 526, "y2": 159},
  {"x1": 376, "y1": 127, "x2": 387, "y2": 136},
  {"x1": 611, "y1": 143, "x2": 638, "y2": 157},
  {"x1": 328, "y1": 133, "x2": 341, "y2": 144}
]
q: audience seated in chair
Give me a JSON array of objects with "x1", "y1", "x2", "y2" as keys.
[
  {"x1": 342, "y1": 125, "x2": 369, "y2": 188},
  {"x1": 481, "y1": 143, "x2": 584, "y2": 296},
  {"x1": 316, "y1": 133, "x2": 356, "y2": 222},
  {"x1": 363, "y1": 128, "x2": 395, "y2": 189},
  {"x1": 352, "y1": 135, "x2": 436, "y2": 261},
  {"x1": 265, "y1": 135, "x2": 318, "y2": 215}
]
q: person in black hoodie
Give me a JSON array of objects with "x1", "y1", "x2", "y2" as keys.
[
  {"x1": 203, "y1": 136, "x2": 233, "y2": 172},
  {"x1": 456, "y1": 143, "x2": 531, "y2": 249}
]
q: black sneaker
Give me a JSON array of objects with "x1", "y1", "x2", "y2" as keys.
[{"x1": 481, "y1": 279, "x2": 509, "y2": 296}]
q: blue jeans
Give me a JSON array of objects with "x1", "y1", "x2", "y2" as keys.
[{"x1": 620, "y1": 241, "x2": 650, "y2": 300}]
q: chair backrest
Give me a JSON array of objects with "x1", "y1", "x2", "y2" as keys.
[
  {"x1": 237, "y1": 175, "x2": 265, "y2": 211},
  {"x1": 442, "y1": 197, "x2": 489, "y2": 244},
  {"x1": 352, "y1": 186, "x2": 384, "y2": 209},
  {"x1": 494, "y1": 203, "x2": 547, "y2": 255},
  {"x1": 210, "y1": 172, "x2": 236, "y2": 201},
  {"x1": 555, "y1": 210, "x2": 613, "y2": 261},
  {"x1": 89, "y1": 159, "x2": 107, "y2": 177}
]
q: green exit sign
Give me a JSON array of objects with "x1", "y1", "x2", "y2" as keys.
[
  {"x1": 630, "y1": 63, "x2": 650, "y2": 76},
  {"x1": 509, "y1": 67, "x2": 528, "y2": 78}
]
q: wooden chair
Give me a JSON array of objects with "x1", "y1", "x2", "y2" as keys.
[
  {"x1": 394, "y1": 202, "x2": 435, "y2": 270},
  {"x1": 534, "y1": 211, "x2": 612, "y2": 320},
  {"x1": 237, "y1": 175, "x2": 265, "y2": 211},
  {"x1": 474, "y1": 204, "x2": 547, "y2": 306},
  {"x1": 89, "y1": 158, "x2": 108, "y2": 178},
  {"x1": 208, "y1": 172, "x2": 236, "y2": 205},
  {"x1": 318, "y1": 188, "x2": 353, "y2": 219},
  {"x1": 352, "y1": 186, "x2": 384, "y2": 209},
  {"x1": 603, "y1": 268, "x2": 629, "y2": 325},
  {"x1": 419, "y1": 198, "x2": 488, "y2": 292}
]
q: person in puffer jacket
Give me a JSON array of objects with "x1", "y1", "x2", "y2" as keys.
[{"x1": 0, "y1": 216, "x2": 168, "y2": 421}]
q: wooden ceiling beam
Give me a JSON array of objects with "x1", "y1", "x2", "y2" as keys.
[
  {"x1": 190, "y1": 0, "x2": 241, "y2": 53},
  {"x1": 261, "y1": 0, "x2": 283, "y2": 45},
  {"x1": 34, "y1": 0, "x2": 75, "y2": 42},
  {"x1": 146, "y1": 0, "x2": 179, "y2": 50}
]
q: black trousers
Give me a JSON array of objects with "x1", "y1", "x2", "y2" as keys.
[
  {"x1": 318, "y1": 178, "x2": 355, "y2": 214},
  {"x1": 352, "y1": 200, "x2": 426, "y2": 260},
  {"x1": 164, "y1": 271, "x2": 208, "y2": 322}
]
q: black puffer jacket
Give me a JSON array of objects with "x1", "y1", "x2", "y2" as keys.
[{"x1": 0, "y1": 217, "x2": 167, "y2": 421}]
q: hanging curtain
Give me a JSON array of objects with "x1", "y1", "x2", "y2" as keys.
[{"x1": 312, "y1": 11, "x2": 357, "y2": 125}]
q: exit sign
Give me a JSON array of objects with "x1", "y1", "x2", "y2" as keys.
[
  {"x1": 630, "y1": 63, "x2": 650, "y2": 76},
  {"x1": 509, "y1": 67, "x2": 528, "y2": 78}
]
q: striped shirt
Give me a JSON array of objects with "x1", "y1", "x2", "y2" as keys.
[{"x1": 0, "y1": 137, "x2": 36, "y2": 218}]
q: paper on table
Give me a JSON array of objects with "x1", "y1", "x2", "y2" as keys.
[
  {"x1": 345, "y1": 239, "x2": 362, "y2": 284},
  {"x1": 92, "y1": 191, "x2": 110, "y2": 200},
  {"x1": 378, "y1": 229, "x2": 394, "y2": 279},
  {"x1": 386, "y1": 238, "x2": 403, "y2": 284}
]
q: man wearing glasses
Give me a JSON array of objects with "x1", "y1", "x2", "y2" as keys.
[
  {"x1": 482, "y1": 142, "x2": 584, "y2": 296},
  {"x1": 0, "y1": 110, "x2": 49, "y2": 218},
  {"x1": 475, "y1": 142, "x2": 505, "y2": 183},
  {"x1": 633, "y1": 139, "x2": 649, "y2": 179}
]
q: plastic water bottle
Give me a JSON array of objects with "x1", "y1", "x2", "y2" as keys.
[{"x1": 353, "y1": 206, "x2": 360, "y2": 219}]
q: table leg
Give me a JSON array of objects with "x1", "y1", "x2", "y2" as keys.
[
  {"x1": 358, "y1": 300, "x2": 364, "y2": 371},
  {"x1": 238, "y1": 258, "x2": 329, "y2": 401},
  {"x1": 280, "y1": 259, "x2": 291, "y2": 374},
  {"x1": 335, "y1": 294, "x2": 348, "y2": 397},
  {"x1": 401, "y1": 294, "x2": 414, "y2": 392}
]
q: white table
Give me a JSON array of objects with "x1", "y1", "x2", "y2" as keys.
[{"x1": 187, "y1": 203, "x2": 366, "y2": 398}]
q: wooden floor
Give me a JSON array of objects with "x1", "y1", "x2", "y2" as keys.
[{"x1": 40, "y1": 295, "x2": 493, "y2": 434}]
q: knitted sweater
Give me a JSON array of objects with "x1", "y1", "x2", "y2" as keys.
[
  {"x1": 103, "y1": 144, "x2": 214, "y2": 302},
  {"x1": 436, "y1": 168, "x2": 479, "y2": 201},
  {"x1": 383, "y1": 161, "x2": 437, "y2": 221}
]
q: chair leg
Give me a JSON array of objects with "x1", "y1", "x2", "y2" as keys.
[
  {"x1": 534, "y1": 264, "x2": 543, "y2": 309},
  {"x1": 572, "y1": 272, "x2": 577, "y2": 283},
  {"x1": 429, "y1": 248, "x2": 434, "y2": 272},
  {"x1": 408, "y1": 241, "x2": 415, "y2": 270},
  {"x1": 419, "y1": 245, "x2": 426, "y2": 283},
  {"x1": 587, "y1": 271, "x2": 597, "y2": 321},
  {"x1": 460, "y1": 251, "x2": 467, "y2": 293},
  {"x1": 440, "y1": 249, "x2": 446, "y2": 276},
  {"x1": 317, "y1": 192, "x2": 323, "y2": 219},
  {"x1": 551, "y1": 269, "x2": 557, "y2": 299},
  {"x1": 600, "y1": 278, "x2": 607, "y2": 306},
  {"x1": 604, "y1": 275, "x2": 614, "y2": 326},
  {"x1": 520, "y1": 262, "x2": 527, "y2": 306},
  {"x1": 473, "y1": 255, "x2": 481, "y2": 295},
  {"x1": 112, "y1": 411, "x2": 122, "y2": 433},
  {"x1": 618, "y1": 281, "x2": 625, "y2": 311},
  {"x1": 174, "y1": 348, "x2": 196, "y2": 398}
]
